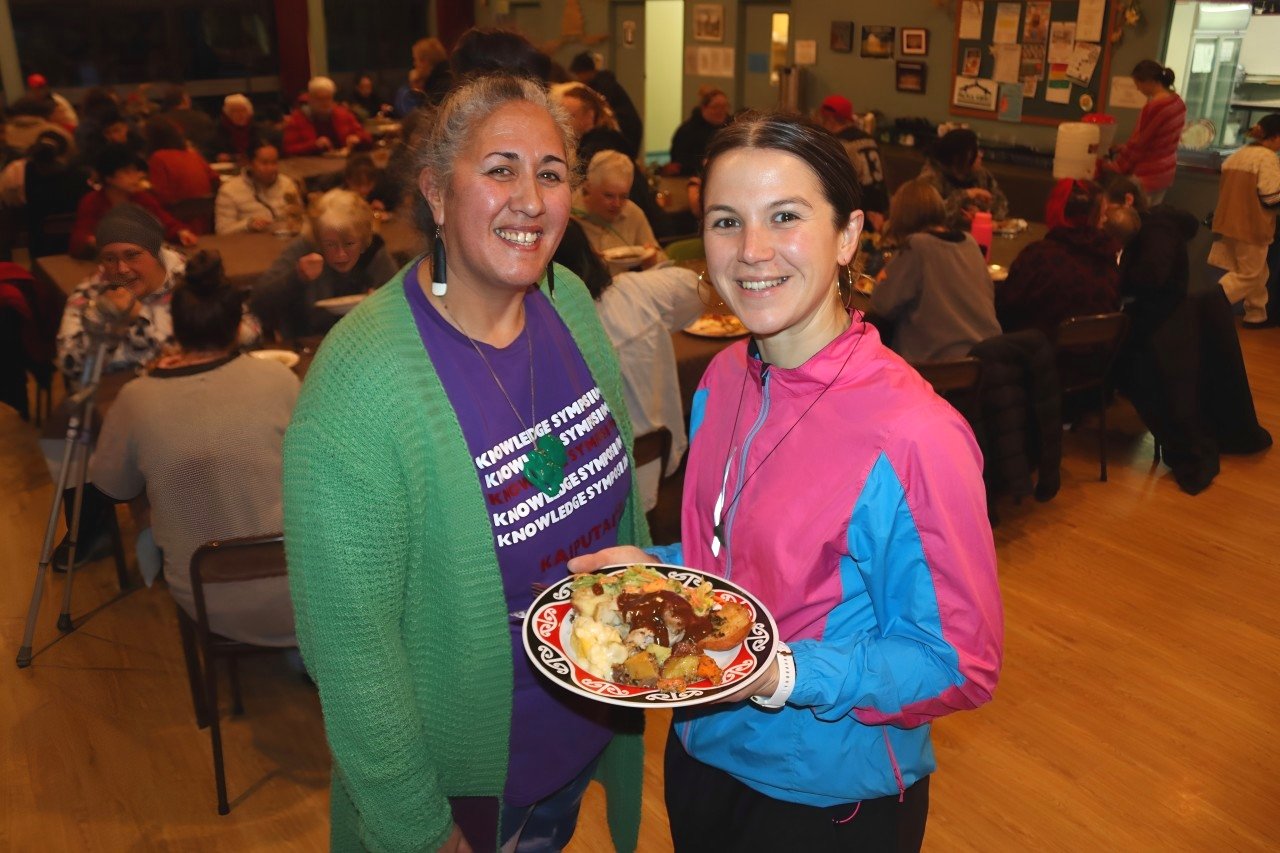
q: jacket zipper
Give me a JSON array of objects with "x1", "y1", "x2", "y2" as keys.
[
  {"x1": 723, "y1": 366, "x2": 771, "y2": 580},
  {"x1": 881, "y1": 727, "x2": 907, "y2": 802}
]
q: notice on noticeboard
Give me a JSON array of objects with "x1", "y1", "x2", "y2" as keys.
[
  {"x1": 1048, "y1": 21, "x2": 1076, "y2": 63},
  {"x1": 998, "y1": 83, "x2": 1025, "y2": 122},
  {"x1": 1075, "y1": 0, "x2": 1106, "y2": 42},
  {"x1": 954, "y1": 76, "x2": 999, "y2": 111},
  {"x1": 960, "y1": 1, "x2": 985, "y2": 39},
  {"x1": 1066, "y1": 42, "x2": 1101, "y2": 87},
  {"x1": 1046, "y1": 63, "x2": 1072, "y2": 103},
  {"x1": 994, "y1": 44, "x2": 1022, "y2": 83},
  {"x1": 994, "y1": 3, "x2": 1022, "y2": 43}
]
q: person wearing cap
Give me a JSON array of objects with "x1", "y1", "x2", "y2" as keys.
[
  {"x1": 1209, "y1": 114, "x2": 1280, "y2": 328},
  {"x1": 283, "y1": 76, "x2": 372, "y2": 156},
  {"x1": 213, "y1": 94, "x2": 260, "y2": 163},
  {"x1": 25, "y1": 73, "x2": 79, "y2": 130},
  {"x1": 572, "y1": 150, "x2": 667, "y2": 268},
  {"x1": 816, "y1": 94, "x2": 889, "y2": 230},
  {"x1": 69, "y1": 143, "x2": 197, "y2": 258},
  {"x1": 568, "y1": 51, "x2": 643, "y2": 159}
]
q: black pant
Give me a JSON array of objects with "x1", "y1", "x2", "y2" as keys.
[{"x1": 665, "y1": 731, "x2": 929, "y2": 853}]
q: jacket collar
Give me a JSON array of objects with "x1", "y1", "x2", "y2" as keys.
[{"x1": 744, "y1": 311, "x2": 881, "y2": 395}]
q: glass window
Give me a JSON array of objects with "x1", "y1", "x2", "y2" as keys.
[
  {"x1": 10, "y1": 0, "x2": 278, "y2": 87},
  {"x1": 323, "y1": 0, "x2": 428, "y2": 75}
]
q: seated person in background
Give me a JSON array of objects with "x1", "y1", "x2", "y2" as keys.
[
  {"x1": 664, "y1": 86, "x2": 730, "y2": 176},
  {"x1": 871, "y1": 178, "x2": 1001, "y2": 362},
  {"x1": 144, "y1": 117, "x2": 218, "y2": 231},
  {"x1": 816, "y1": 94, "x2": 889, "y2": 230},
  {"x1": 57, "y1": 204, "x2": 187, "y2": 382},
  {"x1": 155, "y1": 83, "x2": 217, "y2": 160},
  {"x1": 89, "y1": 249, "x2": 298, "y2": 647},
  {"x1": 21, "y1": 130, "x2": 91, "y2": 257},
  {"x1": 251, "y1": 189, "x2": 396, "y2": 340},
  {"x1": 919, "y1": 128, "x2": 1009, "y2": 231},
  {"x1": 69, "y1": 144, "x2": 196, "y2": 257},
  {"x1": 553, "y1": 219, "x2": 704, "y2": 512},
  {"x1": 214, "y1": 138, "x2": 302, "y2": 235},
  {"x1": 569, "y1": 51, "x2": 644, "y2": 159},
  {"x1": 23, "y1": 73, "x2": 78, "y2": 129},
  {"x1": 572, "y1": 150, "x2": 667, "y2": 268},
  {"x1": 338, "y1": 152, "x2": 400, "y2": 212},
  {"x1": 395, "y1": 37, "x2": 450, "y2": 116},
  {"x1": 212, "y1": 94, "x2": 259, "y2": 163},
  {"x1": 74, "y1": 107, "x2": 144, "y2": 173},
  {"x1": 282, "y1": 76, "x2": 372, "y2": 157},
  {"x1": 996, "y1": 179, "x2": 1120, "y2": 337},
  {"x1": 347, "y1": 72, "x2": 392, "y2": 120},
  {"x1": 555, "y1": 84, "x2": 629, "y2": 168}
]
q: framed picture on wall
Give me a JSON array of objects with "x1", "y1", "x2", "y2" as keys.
[
  {"x1": 962, "y1": 46, "x2": 982, "y2": 76},
  {"x1": 900, "y1": 28, "x2": 929, "y2": 56},
  {"x1": 896, "y1": 61, "x2": 927, "y2": 93},
  {"x1": 830, "y1": 21, "x2": 854, "y2": 53},
  {"x1": 860, "y1": 26, "x2": 895, "y2": 58},
  {"x1": 693, "y1": 4, "x2": 724, "y2": 42}
]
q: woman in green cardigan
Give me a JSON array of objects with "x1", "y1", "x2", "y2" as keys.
[{"x1": 283, "y1": 74, "x2": 649, "y2": 853}]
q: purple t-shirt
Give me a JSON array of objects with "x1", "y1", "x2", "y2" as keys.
[{"x1": 405, "y1": 267, "x2": 631, "y2": 806}]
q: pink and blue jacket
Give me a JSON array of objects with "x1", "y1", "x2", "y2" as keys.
[{"x1": 648, "y1": 316, "x2": 1003, "y2": 806}]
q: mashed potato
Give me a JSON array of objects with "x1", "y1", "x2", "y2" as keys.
[{"x1": 570, "y1": 615, "x2": 629, "y2": 679}]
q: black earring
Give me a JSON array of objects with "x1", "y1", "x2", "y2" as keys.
[
  {"x1": 546, "y1": 262, "x2": 555, "y2": 299},
  {"x1": 431, "y1": 226, "x2": 447, "y2": 297}
]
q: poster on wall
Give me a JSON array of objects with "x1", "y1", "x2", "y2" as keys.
[
  {"x1": 959, "y1": 1, "x2": 985, "y2": 39},
  {"x1": 1046, "y1": 63, "x2": 1072, "y2": 103},
  {"x1": 795, "y1": 39, "x2": 817, "y2": 65},
  {"x1": 695, "y1": 46, "x2": 736, "y2": 77},
  {"x1": 1109, "y1": 75, "x2": 1147, "y2": 108},
  {"x1": 1066, "y1": 42, "x2": 1101, "y2": 86},
  {"x1": 998, "y1": 83, "x2": 1024, "y2": 122},
  {"x1": 1048, "y1": 21, "x2": 1076, "y2": 64},
  {"x1": 1023, "y1": 2, "x2": 1051, "y2": 43},
  {"x1": 861, "y1": 26, "x2": 896, "y2": 58},
  {"x1": 693, "y1": 4, "x2": 724, "y2": 42},
  {"x1": 1076, "y1": 0, "x2": 1107, "y2": 42},
  {"x1": 994, "y1": 3, "x2": 1022, "y2": 44},
  {"x1": 993, "y1": 44, "x2": 1021, "y2": 83},
  {"x1": 953, "y1": 76, "x2": 998, "y2": 111}
]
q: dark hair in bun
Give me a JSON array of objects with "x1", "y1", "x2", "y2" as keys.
[
  {"x1": 172, "y1": 250, "x2": 243, "y2": 351},
  {"x1": 1132, "y1": 60, "x2": 1175, "y2": 89}
]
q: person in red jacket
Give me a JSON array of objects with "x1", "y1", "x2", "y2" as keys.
[
  {"x1": 282, "y1": 76, "x2": 372, "y2": 156},
  {"x1": 69, "y1": 143, "x2": 197, "y2": 257},
  {"x1": 145, "y1": 117, "x2": 218, "y2": 233}
]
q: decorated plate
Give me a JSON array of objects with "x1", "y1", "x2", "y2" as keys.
[
  {"x1": 600, "y1": 244, "x2": 655, "y2": 263},
  {"x1": 523, "y1": 563, "x2": 778, "y2": 708},
  {"x1": 683, "y1": 312, "x2": 749, "y2": 338},
  {"x1": 249, "y1": 348, "x2": 300, "y2": 368}
]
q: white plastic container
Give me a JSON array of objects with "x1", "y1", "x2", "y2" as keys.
[{"x1": 1053, "y1": 122, "x2": 1101, "y2": 181}]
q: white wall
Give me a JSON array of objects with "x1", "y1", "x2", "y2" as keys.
[{"x1": 645, "y1": 0, "x2": 685, "y2": 157}]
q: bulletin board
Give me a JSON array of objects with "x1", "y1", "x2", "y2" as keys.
[{"x1": 949, "y1": 0, "x2": 1116, "y2": 126}]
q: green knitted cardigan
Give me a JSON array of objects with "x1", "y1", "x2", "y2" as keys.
[{"x1": 282, "y1": 262, "x2": 650, "y2": 853}]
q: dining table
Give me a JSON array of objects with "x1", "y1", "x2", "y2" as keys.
[{"x1": 33, "y1": 217, "x2": 426, "y2": 296}]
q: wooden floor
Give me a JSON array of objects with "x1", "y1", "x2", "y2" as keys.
[{"x1": 3, "y1": 326, "x2": 1279, "y2": 852}]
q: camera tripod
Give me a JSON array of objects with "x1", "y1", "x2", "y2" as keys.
[{"x1": 16, "y1": 337, "x2": 131, "y2": 668}]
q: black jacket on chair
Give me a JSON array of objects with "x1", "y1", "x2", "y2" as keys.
[{"x1": 968, "y1": 329, "x2": 1063, "y2": 504}]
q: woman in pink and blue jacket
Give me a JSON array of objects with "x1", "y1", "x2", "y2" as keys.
[{"x1": 572, "y1": 113, "x2": 1003, "y2": 851}]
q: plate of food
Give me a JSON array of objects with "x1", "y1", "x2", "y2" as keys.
[
  {"x1": 993, "y1": 218, "x2": 1028, "y2": 237},
  {"x1": 249, "y1": 349, "x2": 300, "y2": 368},
  {"x1": 314, "y1": 293, "x2": 367, "y2": 315},
  {"x1": 523, "y1": 563, "x2": 778, "y2": 708},
  {"x1": 684, "y1": 312, "x2": 749, "y2": 338},
  {"x1": 988, "y1": 264, "x2": 1009, "y2": 283}
]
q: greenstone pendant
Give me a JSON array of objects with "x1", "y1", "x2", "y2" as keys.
[{"x1": 525, "y1": 432, "x2": 569, "y2": 496}]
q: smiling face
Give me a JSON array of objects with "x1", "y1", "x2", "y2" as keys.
[
  {"x1": 703, "y1": 148, "x2": 862, "y2": 367},
  {"x1": 99, "y1": 242, "x2": 167, "y2": 296},
  {"x1": 423, "y1": 100, "x2": 571, "y2": 301}
]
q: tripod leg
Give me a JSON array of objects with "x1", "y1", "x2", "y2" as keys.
[
  {"x1": 16, "y1": 416, "x2": 81, "y2": 667},
  {"x1": 57, "y1": 434, "x2": 94, "y2": 633}
]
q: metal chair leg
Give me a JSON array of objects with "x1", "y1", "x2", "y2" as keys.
[
  {"x1": 177, "y1": 611, "x2": 210, "y2": 729},
  {"x1": 203, "y1": 653, "x2": 231, "y2": 815}
]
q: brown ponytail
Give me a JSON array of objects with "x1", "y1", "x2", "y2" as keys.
[{"x1": 1132, "y1": 59, "x2": 1174, "y2": 90}]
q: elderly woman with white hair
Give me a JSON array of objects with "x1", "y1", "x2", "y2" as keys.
[
  {"x1": 572, "y1": 149, "x2": 667, "y2": 268},
  {"x1": 251, "y1": 188, "x2": 396, "y2": 339},
  {"x1": 282, "y1": 75, "x2": 372, "y2": 156},
  {"x1": 213, "y1": 93, "x2": 258, "y2": 163}
]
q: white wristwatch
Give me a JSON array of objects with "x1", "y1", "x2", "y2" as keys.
[{"x1": 751, "y1": 642, "x2": 795, "y2": 709}]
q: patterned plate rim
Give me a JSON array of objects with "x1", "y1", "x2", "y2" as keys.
[{"x1": 522, "y1": 562, "x2": 779, "y2": 709}]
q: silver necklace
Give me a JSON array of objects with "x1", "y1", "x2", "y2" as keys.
[{"x1": 440, "y1": 299, "x2": 568, "y2": 496}]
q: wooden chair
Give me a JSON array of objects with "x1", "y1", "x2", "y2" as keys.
[
  {"x1": 912, "y1": 356, "x2": 983, "y2": 398},
  {"x1": 1054, "y1": 312, "x2": 1130, "y2": 482},
  {"x1": 177, "y1": 534, "x2": 291, "y2": 815}
]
